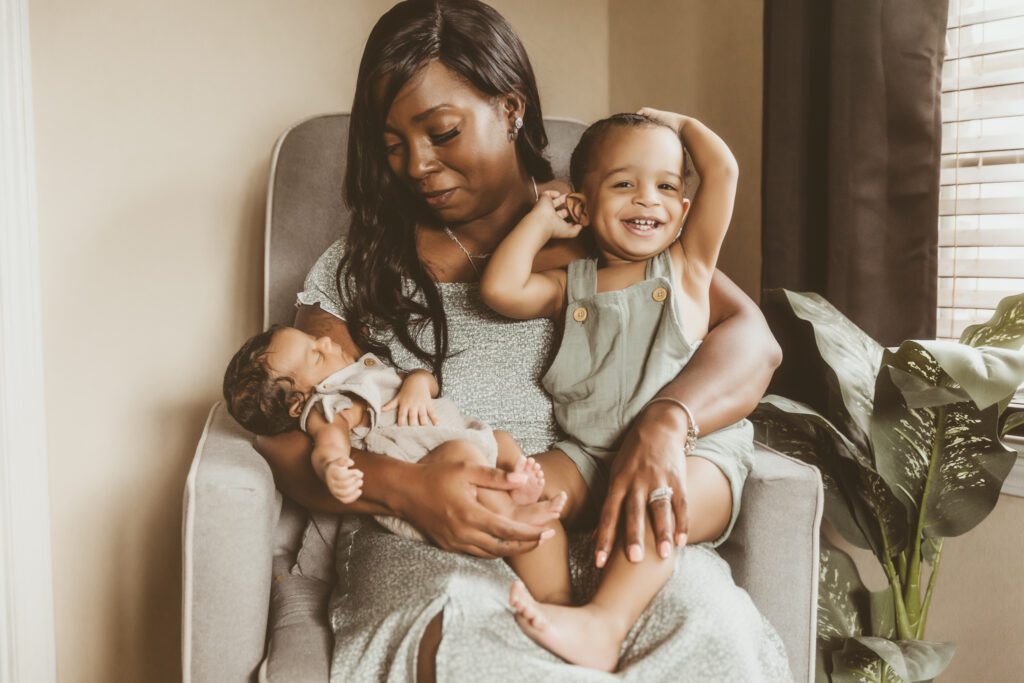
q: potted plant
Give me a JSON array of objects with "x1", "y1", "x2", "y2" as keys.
[{"x1": 752, "y1": 290, "x2": 1024, "y2": 682}]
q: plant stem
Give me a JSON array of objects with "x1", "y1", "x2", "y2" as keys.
[
  {"x1": 917, "y1": 538, "x2": 945, "y2": 639},
  {"x1": 906, "y1": 405, "x2": 947, "y2": 636},
  {"x1": 879, "y1": 522, "x2": 913, "y2": 638},
  {"x1": 898, "y1": 551, "x2": 908, "y2": 586}
]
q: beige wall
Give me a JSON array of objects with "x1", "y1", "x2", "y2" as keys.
[
  {"x1": 609, "y1": 0, "x2": 764, "y2": 300},
  {"x1": 29, "y1": 1, "x2": 606, "y2": 680}
]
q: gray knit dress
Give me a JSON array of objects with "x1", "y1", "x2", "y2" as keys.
[{"x1": 298, "y1": 240, "x2": 792, "y2": 683}]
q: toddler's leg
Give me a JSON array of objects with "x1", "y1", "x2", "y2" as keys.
[{"x1": 509, "y1": 520, "x2": 674, "y2": 672}]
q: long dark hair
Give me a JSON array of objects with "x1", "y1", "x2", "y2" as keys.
[{"x1": 340, "y1": 0, "x2": 554, "y2": 387}]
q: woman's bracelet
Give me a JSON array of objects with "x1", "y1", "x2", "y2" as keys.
[{"x1": 644, "y1": 397, "x2": 700, "y2": 455}]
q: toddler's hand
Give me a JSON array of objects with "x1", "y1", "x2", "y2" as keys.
[
  {"x1": 636, "y1": 107, "x2": 689, "y2": 135},
  {"x1": 530, "y1": 190, "x2": 583, "y2": 240},
  {"x1": 325, "y1": 459, "x2": 363, "y2": 504},
  {"x1": 383, "y1": 370, "x2": 438, "y2": 426}
]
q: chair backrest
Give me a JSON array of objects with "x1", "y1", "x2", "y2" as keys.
[{"x1": 264, "y1": 114, "x2": 587, "y2": 327}]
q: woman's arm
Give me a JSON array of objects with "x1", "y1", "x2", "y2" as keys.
[
  {"x1": 255, "y1": 303, "x2": 551, "y2": 556},
  {"x1": 593, "y1": 269, "x2": 782, "y2": 565}
]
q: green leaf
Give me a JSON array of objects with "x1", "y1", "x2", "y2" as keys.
[
  {"x1": 888, "y1": 368, "x2": 969, "y2": 409},
  {"x1": 1002, "y1": 411, "x2": 1024, "y2": 437},
  {"x1": 959, "y1": 293, "x2": 1024, "y2": 350},
  {"x1": 830, "y1": 639, "x2": 896, "y2": 683},
  {"x1": 907, "y1": 340, "x2": 1024, "y2": 411},
  {"x1": 871, "y1": 362, "x2": 1018, "y2": 538},
  {"x1": 869, "y1": 588, "x2": 896, "y2": 640},
  {"x1": 818, "y1": 540, "x2": 870, "y2": 661},
  {"x1": 853, "y1": 637, "x2": 955, "y2": 682},
  {"x1": 776, "y1": 290, "x2": 885, "y2": 449},
  {"x1": 754, "y1": 397, "x2": 910, "y2": 555}
]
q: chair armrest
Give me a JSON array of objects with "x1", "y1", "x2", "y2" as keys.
[
  {"x1": 718, "y1": 442, "x2": 823, "y2": 683},
  {"x1": 183, "y1": 402, "x2": 281, "y2": 682}
]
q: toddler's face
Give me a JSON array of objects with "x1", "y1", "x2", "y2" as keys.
[
  {"x1": 265, "y1": 327, "x2": 355, "y2": 394},
  {"x1": 574, "y1": 126, "x2": 689, "y2": 263}
]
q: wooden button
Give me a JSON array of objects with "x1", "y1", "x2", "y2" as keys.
[
  {"x1": 652, "y1": 287, "x2": 668, "y2": 302},
  {"x1": 363, "y1": 357, "x2": 377, "y2": 367},
  {"x1": 572, "y1": 306, "x2": 588, "y2": 322}
]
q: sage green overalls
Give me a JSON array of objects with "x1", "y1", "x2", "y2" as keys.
[{"x1": 542, "y1": 250, "x2": 753, "y2": 547}]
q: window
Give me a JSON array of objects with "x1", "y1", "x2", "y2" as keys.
[{"x1": 939, "y1": 0, "x2": 1024, "y2": 342}]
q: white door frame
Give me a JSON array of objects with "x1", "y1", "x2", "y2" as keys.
[{"x1": 0, "y1": 0, "x2": 57, "y2": 681}]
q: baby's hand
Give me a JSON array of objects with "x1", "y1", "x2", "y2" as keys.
[
  {"x1": 383, "y1": 370, "x2": 438, "y2": 426},
  {"x1": 529, "y1": 190, "x2": 583, "y2": 240},
  {"x1": 325, "y1": 459, "x2": 363, "y2": 504}
]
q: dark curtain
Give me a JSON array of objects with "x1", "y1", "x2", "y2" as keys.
[{"x1": 762, "y1": 0, "x2": 948, "y2": 347}]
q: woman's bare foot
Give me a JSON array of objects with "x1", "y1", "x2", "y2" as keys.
[
  {"x1": 509, "y1": 491, "x2": 567, "y2": 526},
  {"x1": 509, "y1": 456, "x2": 545, "y2": 505},
  {"x1": 508, "y1": 581, "x2": 624, "y2": 672}
]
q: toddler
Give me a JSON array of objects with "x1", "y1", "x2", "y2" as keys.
[
  {"x1": 479, "y1": 109, "x2": 755, "y2": 670},
  {"x1": 222, "y1": 324, "x2": 564, "y2": 541}
]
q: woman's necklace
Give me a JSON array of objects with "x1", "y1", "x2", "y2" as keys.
[{"x1": 444, "y1": 177, "x2": 538, "y2": 276}]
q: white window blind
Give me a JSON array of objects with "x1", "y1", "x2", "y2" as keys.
[{"x1": 939, "y1": 0, "x2": 1024, "y2": 340}]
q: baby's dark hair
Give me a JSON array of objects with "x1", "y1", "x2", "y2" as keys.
[
  {"x1": 569, "y1": 112, "x2": 683, "y2": 191},
  {"x1": 223, "y1": 324, "x2": 306, "y2": 436}
]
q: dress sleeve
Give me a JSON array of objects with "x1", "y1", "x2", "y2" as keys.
[{"x1": 296, "y1": 239, "x2": 348, "y2": 320}]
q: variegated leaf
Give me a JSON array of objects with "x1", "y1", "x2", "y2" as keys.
[
  {"x1": 959, "y1": 292, "x2": 1024, "y2": 350},
  {"x1": 778, "y1": 290, "x2": 885, "y2": 450},
  {"x1": 872, "y1": 363, "x2": 1017, "y2": 538},
  {"x1": 754, "y1": 402, "x2": 871, "y2": 549},
  {"x1": 818, "y1": 541, "x2": 869, "y2": 660},
  {"x1": 830, "y1": 639, "x2": 899, "y2": 683},
  {"x1": 757, "y1": 396, "x2": 910, "y2": 555},
  {"x1": 854, "y1": 637, "x2": 955, "y2": 682},
  {"x1": 907, "y1": 340, "x2": 1024, "y2": 411}
]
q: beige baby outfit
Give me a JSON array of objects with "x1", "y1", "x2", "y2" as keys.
[{"x1": 299, "y1": 353, "x2": 498, "y2": 541}]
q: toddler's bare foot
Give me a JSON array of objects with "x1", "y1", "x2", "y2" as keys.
[
  {"x1": 508, "y1": 581, "x2": 623, "y2": 672},
  {"x1": 509, "y1": 491, "x2": 567, "y2": 526},
  {"x1": 509, "y1": 456, "x2": 545, "y2": 505}
]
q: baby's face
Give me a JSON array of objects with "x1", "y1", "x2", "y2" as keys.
[
  {"x1": 265, "y1": 327, "x2": 355, "y2": 394},
  {"x1": 576, "y1": 126, "x2": 689, "y2": 263}
]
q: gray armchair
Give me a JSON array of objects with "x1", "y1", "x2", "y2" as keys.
[{"x1": 182, "y1": 114, "x2": 824, "y2": 683}]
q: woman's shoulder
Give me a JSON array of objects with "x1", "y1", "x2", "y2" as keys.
[{"x1": 296, "y1": 239, "x2": 349, "y2": 319}]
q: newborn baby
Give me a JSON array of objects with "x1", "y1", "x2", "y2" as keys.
[{"x1": 222, "y1": 325, "x2": 561, "y2": 540}]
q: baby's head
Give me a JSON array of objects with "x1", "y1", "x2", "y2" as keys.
[
  {"x1": 223, "y1": 325, "x2": 354, "y2": 435},
  {"x1": 567, "y1": 113, "x2": 691, "y2": 262}
]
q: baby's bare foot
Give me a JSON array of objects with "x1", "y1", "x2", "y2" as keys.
[
  {"x1": 511, "y1": 491, "x2": 567, "y2": 526},
  {"x1": 509, "y1": 456, "x2": 545, "y2": 505},
  {"x1": 508, "y1": 581, "x2": 623, "y2": 672}
]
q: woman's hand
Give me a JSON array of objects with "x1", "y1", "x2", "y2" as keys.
[
  {"x1": 395, "y1": 456, "x2": 554, "y2": 558},
  {"x1": 594, "y1": 402, "x2": 690, "y2": 567}
]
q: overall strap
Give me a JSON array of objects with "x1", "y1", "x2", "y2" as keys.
[
  {"x1": 646, "y1": 248, "x2": 675, "y2": 280},
  {"x1": 566, "y1": 258, "x2": 598, "y2": 303}
]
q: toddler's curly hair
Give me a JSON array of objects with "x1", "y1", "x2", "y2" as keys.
[{"x1": 223, "y1": 324, "x2": 306, "y2": 435}]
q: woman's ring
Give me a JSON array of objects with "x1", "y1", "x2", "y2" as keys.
[{"x1": 648, "y1": 486, "x2": 673, "y2": 506}]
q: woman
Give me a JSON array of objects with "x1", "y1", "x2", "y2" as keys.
[{"x1": 257, "y1": 1, "x2": 789, "y2": 680}]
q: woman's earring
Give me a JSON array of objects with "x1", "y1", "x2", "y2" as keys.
[{"x1": 508, "y1": 116, "x2": 524, "y2": 141}]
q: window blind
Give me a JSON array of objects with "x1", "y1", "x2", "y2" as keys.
[{"x1": 939, "y1": 0, "x2": 1024, "y2": 340}]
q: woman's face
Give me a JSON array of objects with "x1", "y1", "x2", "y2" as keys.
[{"x1": 382, "y1": 60, "x2": 522, "y2": 224}]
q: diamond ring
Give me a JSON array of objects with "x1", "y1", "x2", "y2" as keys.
[{"x1": 647, "y1": 486, "x2": 673, "y2": 506}]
